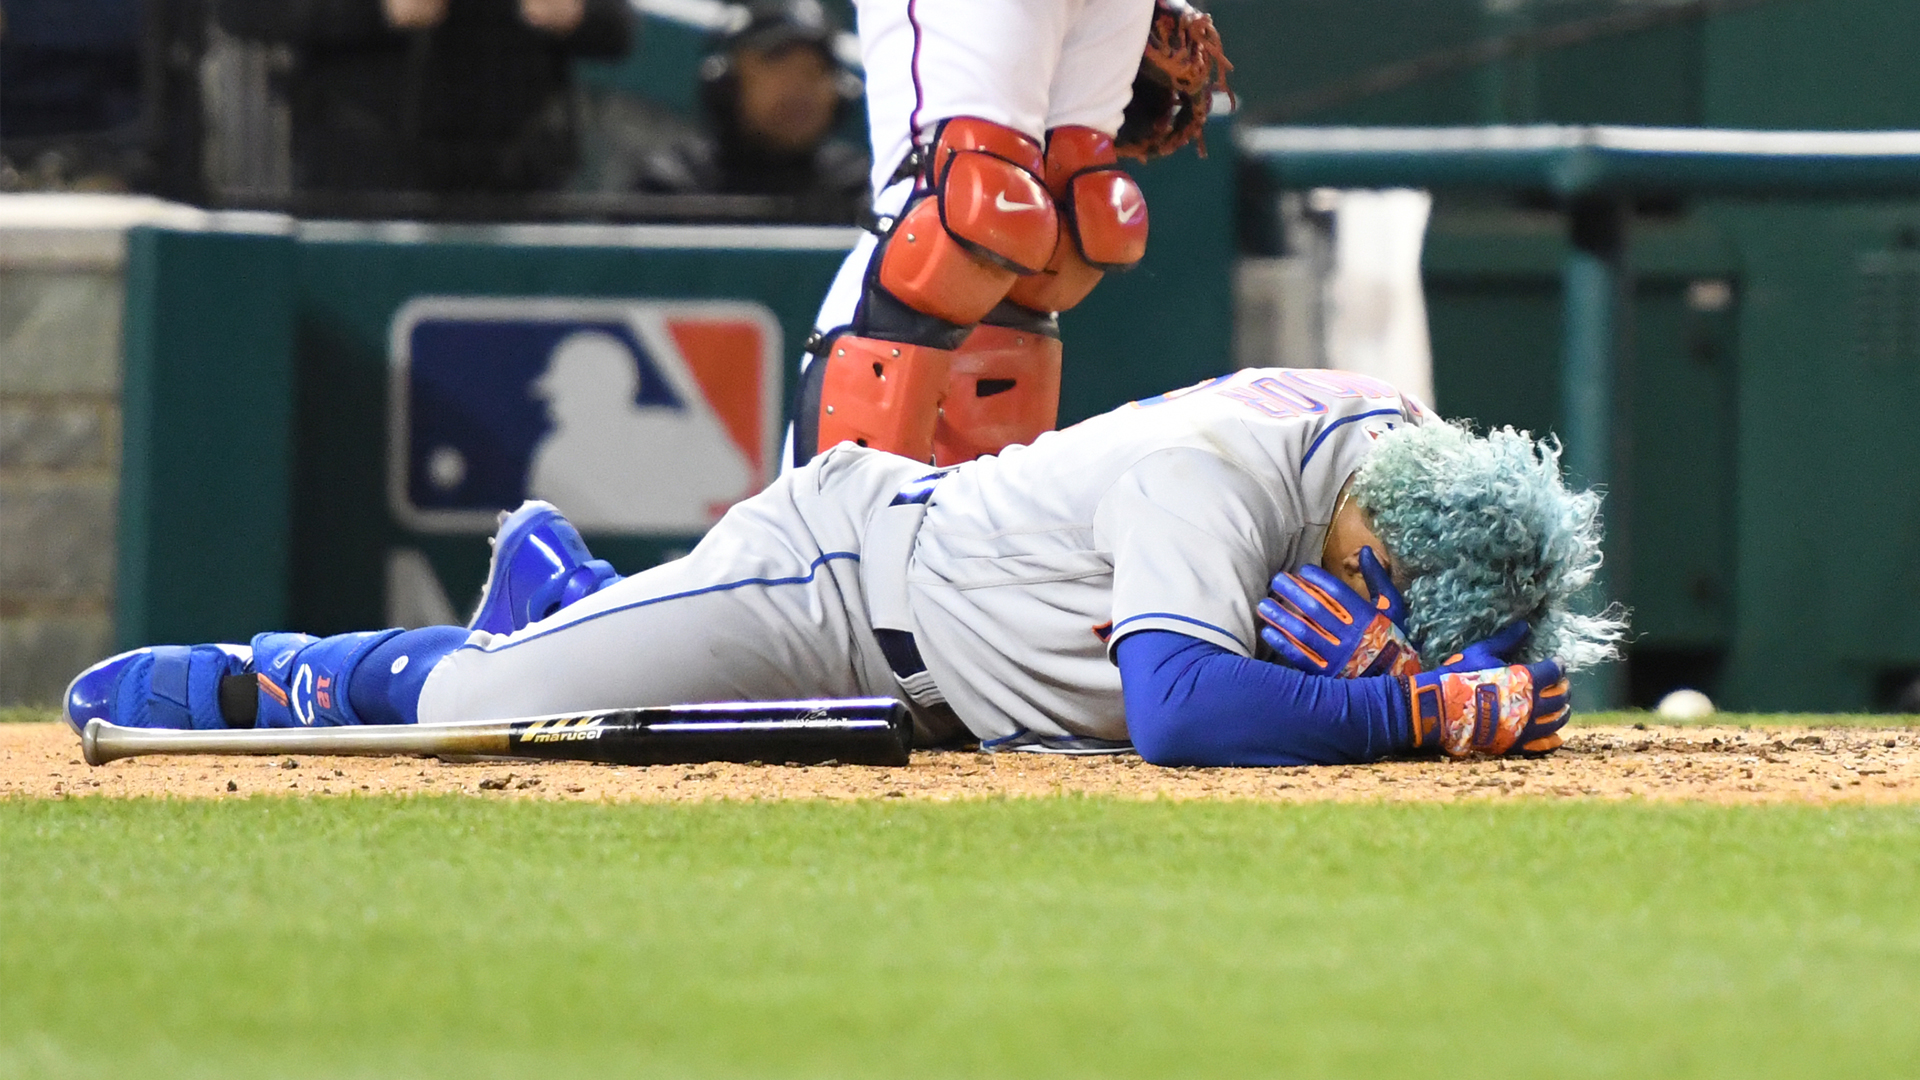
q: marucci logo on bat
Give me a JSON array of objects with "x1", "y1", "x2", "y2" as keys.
[{"x1": 515, "y1": 716, "x2": 607, "y2": 743}]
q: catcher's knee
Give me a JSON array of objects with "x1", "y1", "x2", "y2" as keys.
[
  {"x1": 1006, "y1": 126, "x2": 1149, "y2": 315},
  {"x1": 872, "y1": 118, "x2": 1059, "y2": 330},
  {"x1": 933, "y1": 316, "x2": 1063, "y2": 466},
  {"x1": 793, "y1": 334, "x2": 954, "y2": 466}
]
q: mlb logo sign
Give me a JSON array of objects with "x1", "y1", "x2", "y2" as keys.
[{"x1": 389, "y1": 297, "x2": 783, "y2": 534}]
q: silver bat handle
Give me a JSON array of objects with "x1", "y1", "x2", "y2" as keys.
[{"x1": 82, "y1": 718, "x2": 510, "y2": 766}]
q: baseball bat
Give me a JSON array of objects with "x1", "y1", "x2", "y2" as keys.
[{"x1": 81, "y1": 698, "x2": 912, "y2": 768}]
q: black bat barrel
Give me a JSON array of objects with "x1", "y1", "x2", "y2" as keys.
[{"x1": 502, "y1": 699, "x2": 914, "y2": 766}]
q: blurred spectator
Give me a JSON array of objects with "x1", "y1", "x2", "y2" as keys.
[
  {"x1": 0, "y1": 0, "x2": 147, "y2": 190},
  {"x1": 635, "y1": 0, "x2": 867, "y2": 219},
  {"x1": 217, "y1": 0, "x2": 632, "y2": 195}
]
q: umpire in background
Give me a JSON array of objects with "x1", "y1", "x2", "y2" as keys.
[
  {"x1": 218, "y1": 0, "x2": 632, "y2": 195},
  {"x1": 634, "y1": 0, "x2": 868, "y2": 220}
]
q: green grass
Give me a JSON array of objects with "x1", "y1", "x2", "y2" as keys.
[
  {"x1": 0, "y1": 707, "x2": 60, "y2": 724},
  {"x1": 4, "y1": 798, "x2": 1918, "y2": 1079}
]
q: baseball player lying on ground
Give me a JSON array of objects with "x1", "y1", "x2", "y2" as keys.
[{"x1": 65, "y1": 367, "x2": 1625, "y2": 766}]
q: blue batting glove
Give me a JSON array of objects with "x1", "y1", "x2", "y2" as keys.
[
  {"x1": 1258, "y1": 547, "x2": 1421, "y2": 678},
  {"x1": 1436, "y1": 619, "x2": 1532, "y2": 672}
]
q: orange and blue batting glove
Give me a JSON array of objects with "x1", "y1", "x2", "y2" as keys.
[
  {"x1": 1406, "y1": 658, "x2": 1570, "y2": 758},
  {"x1": 1257, "y1": 546, "x2": 1422, "y2": 679}
]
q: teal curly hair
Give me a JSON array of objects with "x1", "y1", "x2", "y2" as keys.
[{"x1": 1347, "y1": 422, "x2": 1627, "y2": 671}]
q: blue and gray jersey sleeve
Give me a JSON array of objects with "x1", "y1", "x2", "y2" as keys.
[{"x1": 1116, "y1": 630, "x2": 1418, "y2": 766}]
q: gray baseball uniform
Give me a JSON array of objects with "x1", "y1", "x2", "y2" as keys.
[{"x1": 417, "y1": 368, "x2": 1427, "y2": 745}]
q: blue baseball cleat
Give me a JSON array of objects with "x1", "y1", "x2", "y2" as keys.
[
  {"x1": 468, "y1": 500, "x2": 623, "y2": 635},
  {"x1": 63, "y1": 643, "x2": 254, "y2": 735}
]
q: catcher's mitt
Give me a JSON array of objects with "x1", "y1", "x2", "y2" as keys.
[{"x1": 1116, "y1": 0, "x2": 1235, "y2": 160}]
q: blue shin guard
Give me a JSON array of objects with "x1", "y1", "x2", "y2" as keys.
[
  {"x1": 250, "y1": 631, "x2": 396, "y2": 727},
  {"x1": 65, "y1": 627, "x2": 470, "y2": 734},
  {"x1": 252, "y1": 627, "x2": 469, "y2": 727},
  {"x1": 346, "y1": 626, "x2": 469, "y2": 726}
]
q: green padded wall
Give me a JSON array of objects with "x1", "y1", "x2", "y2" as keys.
[
  {"x1": 1207, "y1": 0, "x2": 1920, "y2": 130},
  {"x1": 118, "y1": 227, "x2": 299, "y2": 649},
  {"x1": 1708, "y1": 202, "x2": 1920, "y2": 710}
]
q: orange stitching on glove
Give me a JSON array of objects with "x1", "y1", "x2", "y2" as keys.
[{"x1": 1293, "y1": 577, "x2": 1355, "y2": 626}]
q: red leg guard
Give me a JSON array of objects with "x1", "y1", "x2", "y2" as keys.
[
  {"x1": 879, "y1": 198, "x2": 1026, "y2": 327},
  {"x1": 815, "y1": 335, "x2": 952, "y2": 463},
  {"x1": 1005, "y1": 126, "x2": 1147, "y2": 315},
  {"x1": 876, "y1": 119, "x2": 1058, "y2": 327},
  {"x1": 1006, "y1": 240, "x2": 1106, "y2": 314},
  {"x1": 932, "y1": 324, "x2": 1064, "y2": 465}
]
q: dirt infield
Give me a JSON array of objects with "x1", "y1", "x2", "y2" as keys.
[{"x1": 4, "y1": 721, "x2": 1918, "y2": 803}]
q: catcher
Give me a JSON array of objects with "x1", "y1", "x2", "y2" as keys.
[
  {"x1": 790, "y1": 0, "x2": 1232, "y2": 467},
  {"x1": 67, "y1": 368, "x2": 1625, "y2": 765}
]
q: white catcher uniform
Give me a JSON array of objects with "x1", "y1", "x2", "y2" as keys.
[
  {"x1": 857, "y1": 0, "x2": 1155, "y2": 205},
  {"x1": 419, "y1": 369, "x2": 1428, "y2": 745}
]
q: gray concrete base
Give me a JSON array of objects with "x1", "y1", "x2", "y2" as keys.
[{"x1": 0, "y1": 196, "x2": 199, "y2": 702}]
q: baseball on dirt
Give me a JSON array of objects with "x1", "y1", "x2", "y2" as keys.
[{"x1": 1656, "y1": 688, "x2": 1716, "y2": 720}]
